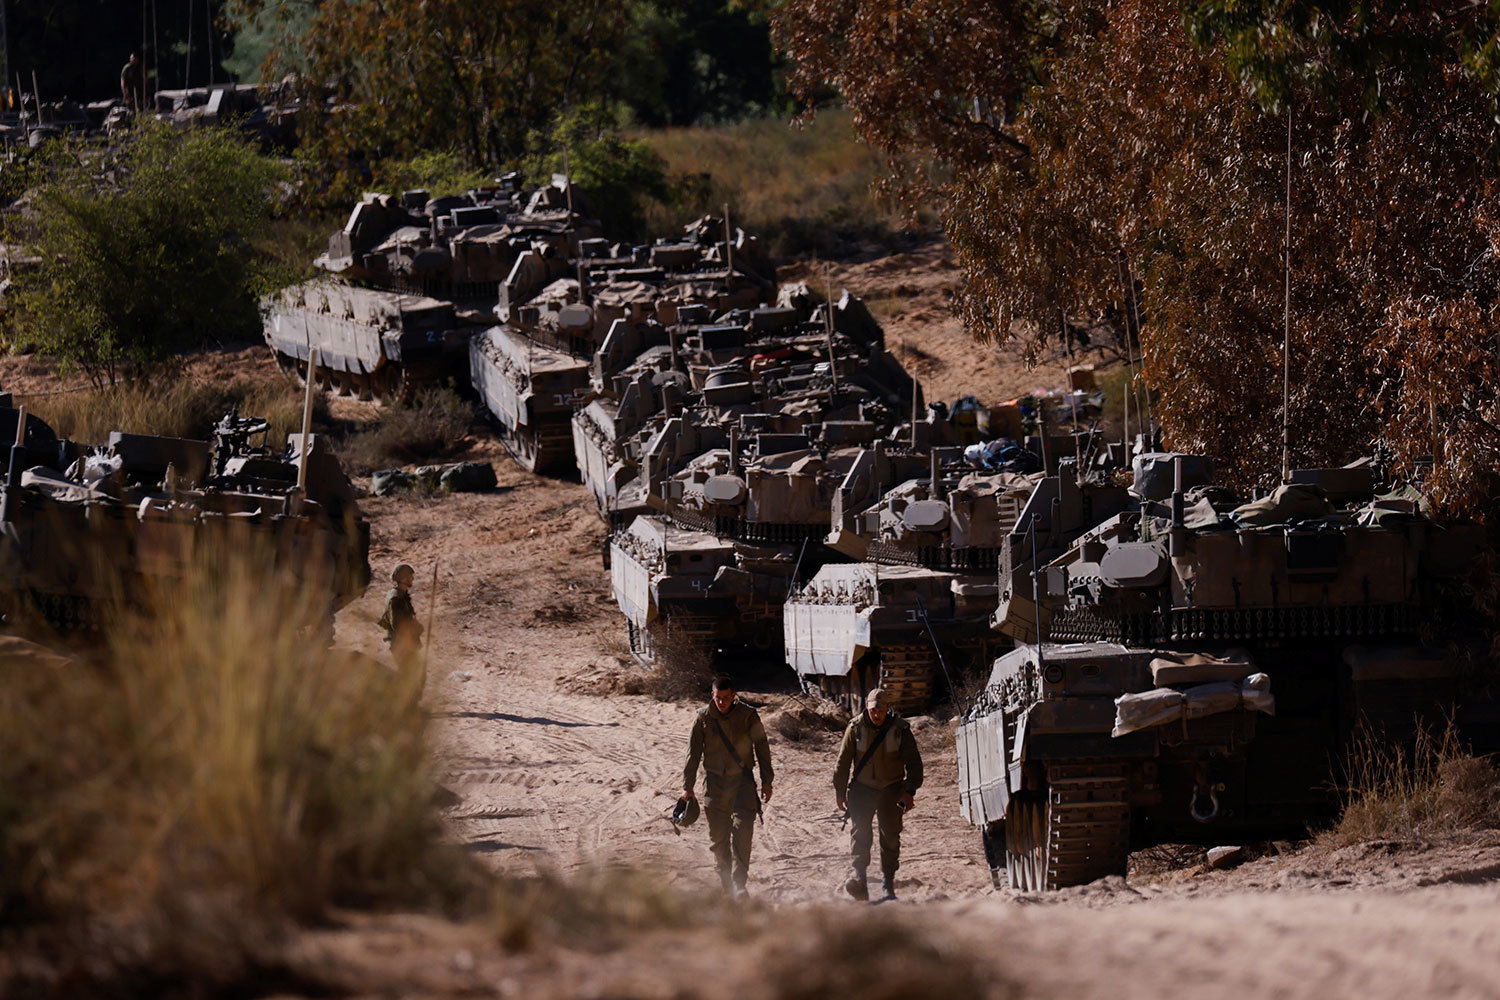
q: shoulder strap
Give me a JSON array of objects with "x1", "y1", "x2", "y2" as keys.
[
  {"x1": 711, "y1": 716, "x2": 751, "y2": 772},
  {"x1": 848, "y1": 717, "x2": 895, "y2": 789}
]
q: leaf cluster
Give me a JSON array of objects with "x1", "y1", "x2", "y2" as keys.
[
  {"x1": 773, "y1": 0, "x2": 1500, "y2": 514},
  {"x1": 3, "y1": 122, "x2": 282, "y2": 383}
]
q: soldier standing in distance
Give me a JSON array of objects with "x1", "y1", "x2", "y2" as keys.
[
  {"x1": 680, "y1": 675, "x2": 774, "y2": 897},
  {"x1": 120, "y1": 53, "x2": 143, "y2": 111},
  {"x1": 834, "y1": 687, "x2": 924, "y2": 901},
  {"x1": 379, "y1": 563, "x2": 424, "y2": 702}
]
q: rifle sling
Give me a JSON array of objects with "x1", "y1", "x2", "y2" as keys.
[
  {"x1": 846, "y1": 718, "x2": 896, "y2": 796},
  {"x1": 711, "y1": 716, "x2": 764, "y2": 817}
]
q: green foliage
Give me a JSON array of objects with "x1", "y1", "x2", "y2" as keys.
[
  {"x1": 2, "y1": 122, "x2": 281, "y2": 382},
  {"x1": 1181, "y1": 1, "x2": 1491, "y2": 115},
  {"x1": 379, "y1": 151, "x2": 495, "y2": 200},
  {"x1": 527, "y1": 106, "x2": 671, "y2": 241},
  {"x1": 615, "y1": 0, "x2": 791, "y2": 126}
]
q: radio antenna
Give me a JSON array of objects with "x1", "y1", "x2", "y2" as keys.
[{"x1": 1282, "y1": 102, "x2": 1293, "y2": 483}]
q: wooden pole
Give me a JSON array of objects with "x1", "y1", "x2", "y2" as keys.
[
  {"x1": 423, "y1": 561, "x2": 439, "y2": 660},
  {"x1": 296, "y1": 347, "x2": 319, "y2": 492}
]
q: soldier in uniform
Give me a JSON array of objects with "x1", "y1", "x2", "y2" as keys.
[
  {"x1": 378, "y1": 563, "x2": 424, "y2": 701},
  {"x1": 120, "y1": 53, "x2": 143, "y2": 111},
  {"x1": 680, "y1": 675, "x2": 773, "y2": 897},
  {"x1": 833, "y1": 687, "x2": 923, "y2": 901}
]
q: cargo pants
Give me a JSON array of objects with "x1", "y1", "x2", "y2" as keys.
[
  {"x1": 847, "y1": 782, "x2": 904, "y2": 878},
  {"x1": 704, "y1": 772, "x2": 758, "y2": 890}
]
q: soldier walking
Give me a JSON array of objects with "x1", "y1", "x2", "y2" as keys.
[
  {"x1": 378, "y1": 562, "x2": 424, "y2": 703},
  {"x1": 680, "y1": 675, "x2": 774, "y2": 897},
  {"x1": 834, "y1": 687, "x2": 924, "y2": 901}
]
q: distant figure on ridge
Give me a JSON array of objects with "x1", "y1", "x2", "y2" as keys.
[{"x1": 680, "y1": 674, "x2": 774, "y2": 898}]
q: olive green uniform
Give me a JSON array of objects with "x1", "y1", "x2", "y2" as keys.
[
  {"x1": 833, "y1": 712, "x2": 923, "y2": 881},
  {"x1": 682, "y1": 701, "x2": 773, "y2": 891},
  {"x1": 379, "y1": 587, "x2": 423, "y2": 699}
]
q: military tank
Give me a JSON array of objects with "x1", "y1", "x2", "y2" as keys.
[
  {"x1": 574, "y1": 288, "x2": 900, "y2": 521},
  {"x1": 472, "y1": 214, "x2": 779, "y2": 474},
  {"x1": 607, "y1": 318, "x2": 918, "y2": 670},
  {"x1": 783, "y1": 447, "x2": 1038, "y2": 713},
  {"x1": 0, "y1": 395, "x2": 370, "y2": 631},
  {"x1": 265, "y1": 175, "x2": 602, "y2": 401},
  {"x1": 957, "y1": 453, "x2": 1487, "y2": 891}
]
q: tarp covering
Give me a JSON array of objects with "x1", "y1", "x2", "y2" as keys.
[{"x1": 1112, "y1": 673, "x2": 1275, "y2": 737}]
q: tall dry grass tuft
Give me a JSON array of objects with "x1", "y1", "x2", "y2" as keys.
[
  {"x1": 1328, "y1": 721, "x2": 1500, "y2": 846},
  {"x1": 16, "y1": 376, "x2": 325, "y2": 447},
  {"x1": 340, "y1": 387, "x2": 474, "y2": 474},
  {"x1": 0, "y1": 542, "x2": 473, "y2": 993},
  {"x1": 636, "y1": 111, "x2": 933, "y2": 259}
]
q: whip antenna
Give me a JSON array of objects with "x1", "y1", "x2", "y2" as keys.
[{"x1": 1282, "y1": 102, "x2": 1293, "y2": 483}]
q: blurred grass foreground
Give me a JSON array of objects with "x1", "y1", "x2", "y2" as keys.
[{"x1": 0, "y1": 546, "x2": 466, "y2": 994}]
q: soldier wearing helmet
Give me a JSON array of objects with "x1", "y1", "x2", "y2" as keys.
[
  {"x1": 680, "y1": 674, "x2": 774, "y2": 897},
  {"x1": 834, "y1": 687, "x2": 923, "y2": 901},
  {"x1": 377, "y1": 563, "x2": 424, "y2": 695}
]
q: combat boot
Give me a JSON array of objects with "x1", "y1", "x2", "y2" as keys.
[
  {"x1": 844, "y1": 870, "x2": 869, "y2": 901},
  {"x1": 879, "y1": 874, "x2": 897, "y2": 901}
]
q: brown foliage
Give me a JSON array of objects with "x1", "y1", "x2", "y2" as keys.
[{"x1": 773, "y1": 0, "x2": 1500, "y2": 506}]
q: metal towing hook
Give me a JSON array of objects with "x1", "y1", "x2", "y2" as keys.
[{"x1": 1190, "y1": 784, "x2": 1222, "y2": 823}]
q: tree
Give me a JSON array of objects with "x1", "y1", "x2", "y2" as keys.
[
  {"x1": 2, "y1": 122, "x2": 281, "y2": 383},
  {"x1": 225, "y1": 0, "x2": 627, "y2": 202},
  {"x1": 772, "y1": 0, "x2": 1500, "y2": 515}
]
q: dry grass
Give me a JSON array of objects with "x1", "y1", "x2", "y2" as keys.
[
  {"x1": 0, "y1": 546, "x2": 474, "y2": 995},
  {"x1": 340, "y1": 387, "x2": 474, "y2": 474},
  {"x1": 636, "y1": 110, "x2": 932, "y2": 259},
  {"x1": 626, "y1": 622, "x2": 717, "y2": 702},
  {"x1": 1326, "y1": 722, "x2": 1500, "y2": 846},
  {"x1": 15, "y1": 375, "x2": 327, "y2": 447}
]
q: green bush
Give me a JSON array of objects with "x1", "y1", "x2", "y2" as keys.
[{"x1": 2, "y1": 121, "x2": 282, "y2": 383}]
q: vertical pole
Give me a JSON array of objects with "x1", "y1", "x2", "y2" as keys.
[
  {"x1": 1063, "y1": 310, "x2": 1082, "y2": 477},
  {"x1": 297, "y1": 347, "x2": 319, "y2": 492},
  {"x1": 29, "y1": 68, "x2": 40, "y2": 123},
  {"x1": 723, "y1": 202, "x2": 734, "y2": 284},
  {"x1": 185, "y1": 0, "x2": 193, "y2": 90},
  {"x1": 14, "y1": 72, "x2": 24, "y2": 129},
  {"x1": 1282, "y1": 103, "x2": 1293, "y2": 484},
  {"x1": 1115, "y1": 256, "x2": 1133, "y2": 454},
  {"x1": 824, "y1": 265, "x2": 839, "y2": 394}
]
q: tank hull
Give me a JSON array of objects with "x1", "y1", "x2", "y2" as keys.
[{"x1": 469, "y1": 326, "x2": 590, "y2": 473}]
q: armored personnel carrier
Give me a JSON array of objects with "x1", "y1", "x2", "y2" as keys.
[
  {"x1": 784, "y1": 448, "x2": 1038, "y2": 712},
  {"x1": 957, "y1": 454, "x2": 1486, "y2": 891},
  {"x1": 0, "y1": 398, "x2": 370, "y2": 631},
  {"x1": 473, "y1": 214, "x2": 780, "y2": 474},
  {"x1": 574, "y1": 288, "x2": 897, "y2": 520},
  {"x1": 265, "y1": 175, "x2": 602, "y2": 401},
  {"x1": 607, "y1": 324, "x2": 918, "y2": 670}
]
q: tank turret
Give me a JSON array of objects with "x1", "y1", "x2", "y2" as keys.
[{"x1": 958, "y1": 454, "x2": 1487, "y2": 891}]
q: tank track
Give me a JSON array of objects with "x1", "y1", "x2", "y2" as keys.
[
  {"x1": 495, "y1": 414, "x2": 576, "y2": 474},
  {"x1": 1005, "y1": 763, "x2": 1130, "y2": 891},
  {"x1": 626, "y1": 612, "x2": 717, "y2": 670}
]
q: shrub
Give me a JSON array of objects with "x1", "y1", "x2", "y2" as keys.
[
  {"x1": 1328, "y1": 722, "x2": 1500, "y2": 846},
  {"x1": 0, "y1": 546, "x2": 472, "y2": 993},
  {"x1": 1, "y1": 121, "x2": 283, "y2": 382},
  {"x1": 339, "y1": 387, "x2": 474, "y2": 474}
]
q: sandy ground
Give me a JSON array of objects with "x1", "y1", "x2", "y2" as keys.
[{"x1": 7, "y1": 244, "x2": 1500, "y2": 998}]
